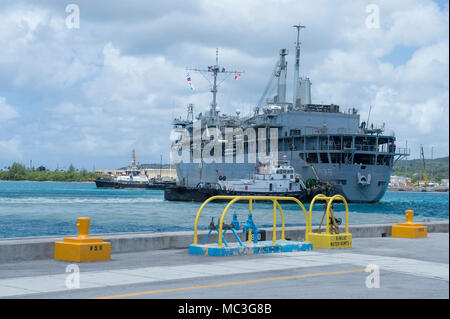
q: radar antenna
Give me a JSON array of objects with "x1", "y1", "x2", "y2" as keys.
[{"x1": 186, "y1": 48, "x2": 244, "y2": 118}]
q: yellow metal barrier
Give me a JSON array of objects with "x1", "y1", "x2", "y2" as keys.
[
  {"x1": 192, "y1": 195, "x2": 309, "y2": 247},
  {"x1": 307, "y1": 194, "x2": 352, "y2": 248}
]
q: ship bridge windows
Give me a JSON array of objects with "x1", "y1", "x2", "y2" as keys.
[
  {"x1": 319, "y1": 153, "x2": 329, "y2": 163},
  {"x1": 355, "y1": 136, "x2": 377, "y2": 152},
  {"x1": 319, "y1": 137, "x2": 328, "y2": 150},
  {"x1": 330, "y1": 153, "x2": 341, "y2": 164},
  {"x1": 354, "y1": 154, "x2": 375, "y2": 165},
  {"x1": 377, "y1": 137, "x2": 396, "y2": 154},
  {"x1": 377, "y1": 155, "x2": 392, "y2": 166},
  {"x1": 330, "y1": 136, "x2": 342, "y2": 151},
  {"x1": 305, "y1": 137, "x2": 317, "y2": 150},
  {"x1": 306, "y1": 153, "x2": 318, "y2": 163},
  {"x1": 343, "y1": 136, "x2": 353, "y2": 149}
]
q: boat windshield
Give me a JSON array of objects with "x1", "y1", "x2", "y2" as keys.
[{"x1": 125, "y1": 170, "x2": 140, "y2": 176}]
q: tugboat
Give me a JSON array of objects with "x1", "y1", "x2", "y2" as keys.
[
  {"x1": 216, "y1": 157, "x2": 306, "y2": 197},
  {"x1": 95, "y1": 150, "x2": 176, "y2": 189},
  {"x1": 164, "y1": 157, "x2": 312, "y2": 201}
]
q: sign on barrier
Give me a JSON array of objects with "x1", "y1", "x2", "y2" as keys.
[{"x1": 246, "y1": 229, "x2": 266, "y2": 242}]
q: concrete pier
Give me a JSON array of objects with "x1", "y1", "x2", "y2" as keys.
[
  {"x1": 0, "y1": 221, "x2": 448, "y2": 263},
  {"x1": 0, "y1": 232, "x2": 448, "y2": 299}
]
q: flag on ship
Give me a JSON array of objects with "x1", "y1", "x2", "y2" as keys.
[
  {"x1": 186, "y1": 73, "x2": 194, "y2": 90},
  {"x1": 234, "y1": 73, "x2": 241, "y2": 80}
]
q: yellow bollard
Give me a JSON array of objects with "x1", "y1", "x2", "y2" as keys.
[
  {"x1": 392, "y1": 210, "x2": 427, "y2": 238},
  {"x1": 405, "y1": 210, "x2": 414, "y2": 224},
  {"x1": 76, "y1": 217, "x2": 91, "y2": 239},
  {"x1": 54, "y1": 217, "x2": 111, "y2": 262}
]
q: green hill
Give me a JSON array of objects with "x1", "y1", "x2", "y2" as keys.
[{"x1": 392, "y1": 156, "x2": 449, "y2": 183}]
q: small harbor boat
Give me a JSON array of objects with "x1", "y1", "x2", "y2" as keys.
[
  {"x1": 95, "y1": 168, "x2": 151, "y2": 189},
  {"x1": 95, "y1": 150, "x2": 175, "y2": 190},
  {"x1": 164, "y1": 157, "x2": 312, "y2": 201},
  {"x1": 216, "y1": 158, "x2": 307, "y2": 197}
]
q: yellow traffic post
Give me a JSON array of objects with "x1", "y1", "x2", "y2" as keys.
[
  {"x1": 247, "y1": 229, "x2": 253, "y2": 243},
  {"x1": 272, "y1": 201, "x2": 277, "y2": 245},
  {"x1": 54, "y1": 217, "x2": 111, "y2": 262},
  {"x1": 392, "y1": 210, "x2": 427, "y2": 238},
  {"x1": 247, "y1": 199, "x2": 253, "y2": 243},
  {"x1": 276, "y1": 201, "x2": 286, "y2": 241},
  {"x1": 307, "y1": 194, "x2": 352, "y2": 248}
]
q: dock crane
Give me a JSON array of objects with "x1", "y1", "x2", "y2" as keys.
[{"x1": 420, "y1": 145, "x2": 428, "y2": 186}]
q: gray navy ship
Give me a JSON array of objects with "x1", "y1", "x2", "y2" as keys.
[{"x1": 167, "y1": 25, "x2": 409, "y2": 203}]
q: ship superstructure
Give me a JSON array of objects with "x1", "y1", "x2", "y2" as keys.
[{"x1": 170, "y1": 26, "x2": 409, "y2": 203}]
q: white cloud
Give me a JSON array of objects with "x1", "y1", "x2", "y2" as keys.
[
  {"x1": 0, "y1": 136, "x2": 22, "y2": 160},
  {"x1": 0, "y1": 0, "x2": 448, "y2": 167},
  {"x1": 0, "y1": 97, "x2": 19, "y2": 122}
]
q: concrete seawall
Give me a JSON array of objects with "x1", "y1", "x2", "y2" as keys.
[{"x1": 0, "y1": 221, "x2": 448, "y2": 264}]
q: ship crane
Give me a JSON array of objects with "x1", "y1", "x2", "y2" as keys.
[
  {"x1": 256, "y1": 48, "x2": 289, "y2": 112},
  {"x1": 256, "y1": 24, "x2": 306, "y2": 113},
  {"x1": 255, "y1": 59, "x2": 280, "y2": 113}
]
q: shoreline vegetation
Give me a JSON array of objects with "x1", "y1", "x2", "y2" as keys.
[
  {"x1": 391, "y1": 156, "x2": 449, "y2": 183},
  {"x1": 1, "y1": 157, "x2": 448, "y2": 183},
  {"x1": 0, "y1": 163, "x2": 100, "y2": 182}
]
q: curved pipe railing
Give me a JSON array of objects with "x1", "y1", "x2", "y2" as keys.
[
  {"x1": 192, "y1": 195, "x2": 309, "y2": 247},
  {"x1": 308, "y1": 194, "x2": 349, "y2": 235}
]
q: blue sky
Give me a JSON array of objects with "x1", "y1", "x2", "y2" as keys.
[{"x1": 0, "y1": 0, "x2": 448, "y2": 170}]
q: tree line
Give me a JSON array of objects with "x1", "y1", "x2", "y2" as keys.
[
  {"x1": 0, "y1": 163, "x2": 100, "y2": 182},
  {"x1": 392, "y1": 157, "x2": 449, "y2": 183}
]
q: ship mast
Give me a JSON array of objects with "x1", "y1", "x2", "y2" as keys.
[
  {"x1": 131, "y1": 149, "x2": 136, "y2": 168},
  {"x1": 293, "y1": 23, "x2": 305, "y2": 107},
  {"x1": 186, "y1": 48, "x2": 244, "y2": 118}
]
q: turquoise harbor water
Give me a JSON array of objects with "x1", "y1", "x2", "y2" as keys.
[{"x1": 0, "y1": 181, "x2": 448, "y2": 239}]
